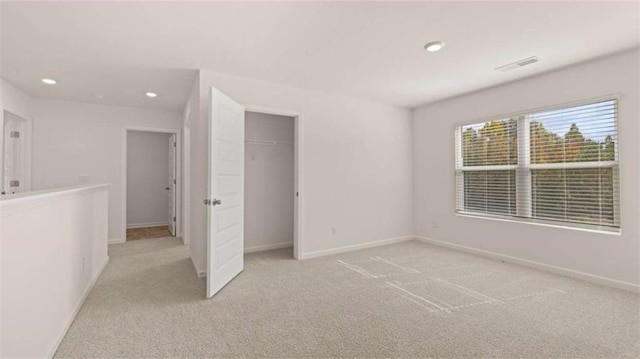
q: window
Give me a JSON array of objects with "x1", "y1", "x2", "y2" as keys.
[{"x1": 455, "y1": 99, "x2": 620, "y2": 231}]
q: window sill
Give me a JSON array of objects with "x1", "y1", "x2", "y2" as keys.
[{"x1": 455, "y1": 212, "x2": 621, "y2": 236}]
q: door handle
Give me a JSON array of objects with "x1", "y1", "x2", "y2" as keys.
[
  {"x1": 165, "y1": 187, "x2": 170, "y2": 190},
  {"x1": 203, "y1": 199, "x2": 222, "y2": 206}
]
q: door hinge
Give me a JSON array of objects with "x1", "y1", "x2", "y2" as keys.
[
  {"x1": 173, "y1": 216, "x2": 176, "y2": 222},
  {"x1": 9, "y1": 180, "x2": 20, "y2": 187},
  {"x1": 9, "y1": 131, "x2": 20, "y2": 138},
  {"x1": 173, "y1": 179, "x2": 176, "y2": 184},
  {"x1": 174, "y1": 142, "x2": 176, "y2": 147}
]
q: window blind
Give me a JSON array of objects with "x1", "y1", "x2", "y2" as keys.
[{"x1": 455, "y1": 99, "x2": 620, "y2": 230}]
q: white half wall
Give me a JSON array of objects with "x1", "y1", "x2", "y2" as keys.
[
  {"x1": 244, "y1": 111, "x2": 294, "y2": 252},
  {"x1": 0, "y1": 184, "x2": 109, "y2": 358},
  {"x1": 126, "y1": 130, "x2": 171, "y2": 228},
  {"x1": 188, "y1": 71, "x2": 413, "y2": 273},
  {"x1": 31, "y1": 99, "x2": 182, "y2": 241},
  {"x1": 413, "y1": 49, "x2": 640, "y2": 286}
]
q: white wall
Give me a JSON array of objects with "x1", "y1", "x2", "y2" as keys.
[
  {"x1": 413, "y1": 49, "x2": 640, "y2": 286},
  {"x1": 31, "y1": 99, "x2": 182, "y2": 241},
  {"x1": 244, "y1": 111, "x2": 294, "y2": 252},
  {"x1": 1, "y1": 78, "x2": 32, "y2": 120},
  {"x1": 0, "y1": 185, "x2": 109, "y2": 358},
  {"x1": 188, "y1": 71, "x2": 413, "y2": 273},
  {"x1": 126, "y1": 130, "x2": 171, "y2": 228}
]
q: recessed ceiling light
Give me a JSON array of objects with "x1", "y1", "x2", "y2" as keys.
[
  {"x1": 145, "y1": 92, "x2": 158, "y2": 98},
  {"x1": 41, "y1": 78, "x2": 57, "y2": 85},
  {"x1": 424, "y1": 41, "x2": 445, "y2": 53}
]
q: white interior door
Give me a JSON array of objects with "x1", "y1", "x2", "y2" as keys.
[
  {"x1": 168, "y1": 134, "x2": 177, "y2": 236},
  {"x1": 207, "y1": 87, "x2": 245, "y2": 298},
  {"x1": 2, "y1": 113, "x2": 25, "y2": 195}
]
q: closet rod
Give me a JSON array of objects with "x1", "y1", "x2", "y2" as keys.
[{"x1": 245, "y1": 139, "x2": 293, "y2": 146}]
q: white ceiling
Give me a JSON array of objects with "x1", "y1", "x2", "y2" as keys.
[{"x1": 2, "y1": 1, "x2": 638, "y2": 112}]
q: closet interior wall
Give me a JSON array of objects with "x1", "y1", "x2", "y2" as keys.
[{"x1": 244, "y1": 111, "x2": 295, "y2": 253}]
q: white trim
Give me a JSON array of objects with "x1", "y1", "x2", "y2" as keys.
[
  {"x1": 455, "y1": 212, "x2": 621, "y2": 235},
  {"x1": 244, "y1": 242, "x2": 293, "y2": 253},
  {"x1": 108, "y1": 238, "x2": 126, "y2": 245},
  {"x1": 126, "y1": 221, "x2": 169, "y2": 229},
  {"x1": 244, "y1": 104, "x2": 304, "y2": 261},
  {"x1": 1, "y1": 184, "x2": 109, "y2": 217},
  {"x1": 181, "y1": 119, "x2": 191, "y2": 245},
  {"x1": 300, "y1": 235, "x2": 414, "y2": 259},
  {"x1": 48, "y1": 256, "x2": 109, "y2": 358},
  {"x1": 191, "y1": 255, "x2": 206, "y2": 278},
  {"x1": 121, "y1": 127, "x2": 182, "y2": 245},
  {"x1": 414, "y1": 236, "x2": 639, "y2": 293}
]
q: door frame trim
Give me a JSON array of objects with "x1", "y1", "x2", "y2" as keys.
[
  {"x1": 244, "y1": 105, "x2": 304, "y2": 260},
  {"x1": 120, "y1": 126, "x2": 182, "y2": 244}
]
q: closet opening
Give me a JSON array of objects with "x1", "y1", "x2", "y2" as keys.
[{"x1": 244, "y1": 110, "x2": 300, "y2": 259}]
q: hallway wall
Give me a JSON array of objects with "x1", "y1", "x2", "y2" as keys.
[{"x1": 31, "y1": 98, "x2": 182, "y2": 242}]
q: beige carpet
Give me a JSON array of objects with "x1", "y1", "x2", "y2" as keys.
[{"x1": 55, "y1": 237, "x2": 640, "y2": 358}]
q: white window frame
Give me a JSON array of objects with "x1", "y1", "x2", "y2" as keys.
[{"x1": 454, "y1": 95, "x2": 621, "y2": 233}]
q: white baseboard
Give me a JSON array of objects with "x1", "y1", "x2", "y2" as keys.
[
  {"x1": 414, "y1": 236, "x2": 640, "y2": 294},
  {"x1": 245, "y1": 242, "x2": 293, "y2": 253},
  {"x1": 191, "y1": 256, "x2": 206, "y2": 278},
  {"x1": 108, "y1": 238, "x2": 126, "y2": 245},
  {"x1": 300, "y1": 235, "x2": 413, "y2": 259},
  {"x1": 126, "y1": 222, "x2": 168, "y2": 229},
  {"x1": 48, "y1": 256, "x2": 109, "y2": 358}
]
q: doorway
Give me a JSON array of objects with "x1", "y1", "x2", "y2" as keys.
[
  {"x1": 1, "y1": 111, "x2": 31, "y2": 195},
  {"x1": 244, "y1": 111, "x2": 296, "y2": 256},
  {"x1": 122, "y1": 127, "x2": 181, "y2": 242}
]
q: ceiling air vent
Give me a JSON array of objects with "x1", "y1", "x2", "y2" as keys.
[{"x1": 495, "y1": 56, "x2": 540, "y2": 72}]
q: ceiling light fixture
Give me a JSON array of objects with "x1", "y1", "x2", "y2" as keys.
[
  {"x1": 95, "y1": 94, "x2": 105, "y2": 100},
  {"x1": 424, "y1": 41, "x2": 445, "y2": 53},
  {"x1": 41, "y1": 78, "x2": 57, "y2": 85},
  {"x1": 145, "y1": 92, "x2": 158, "y2": 98}
]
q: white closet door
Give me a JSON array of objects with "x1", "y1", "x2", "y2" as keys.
[
  {"x1": 206, "y1": 87, "x2": 245, "y2": 298},
  {"x1": 168, "y1": 134, "x2": 177, "y2": 236}
]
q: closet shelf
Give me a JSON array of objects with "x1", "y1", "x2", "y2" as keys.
[{"x1": 245, "y1": 139, "x2": 293, "y2": 146}]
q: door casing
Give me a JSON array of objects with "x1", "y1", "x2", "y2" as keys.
[
  {"x1": 120, "y1": 126, "x2": 182, "y2": 244},
  {"x1": 243, "y1": 105, "x2": 304, "y2": 260}
]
